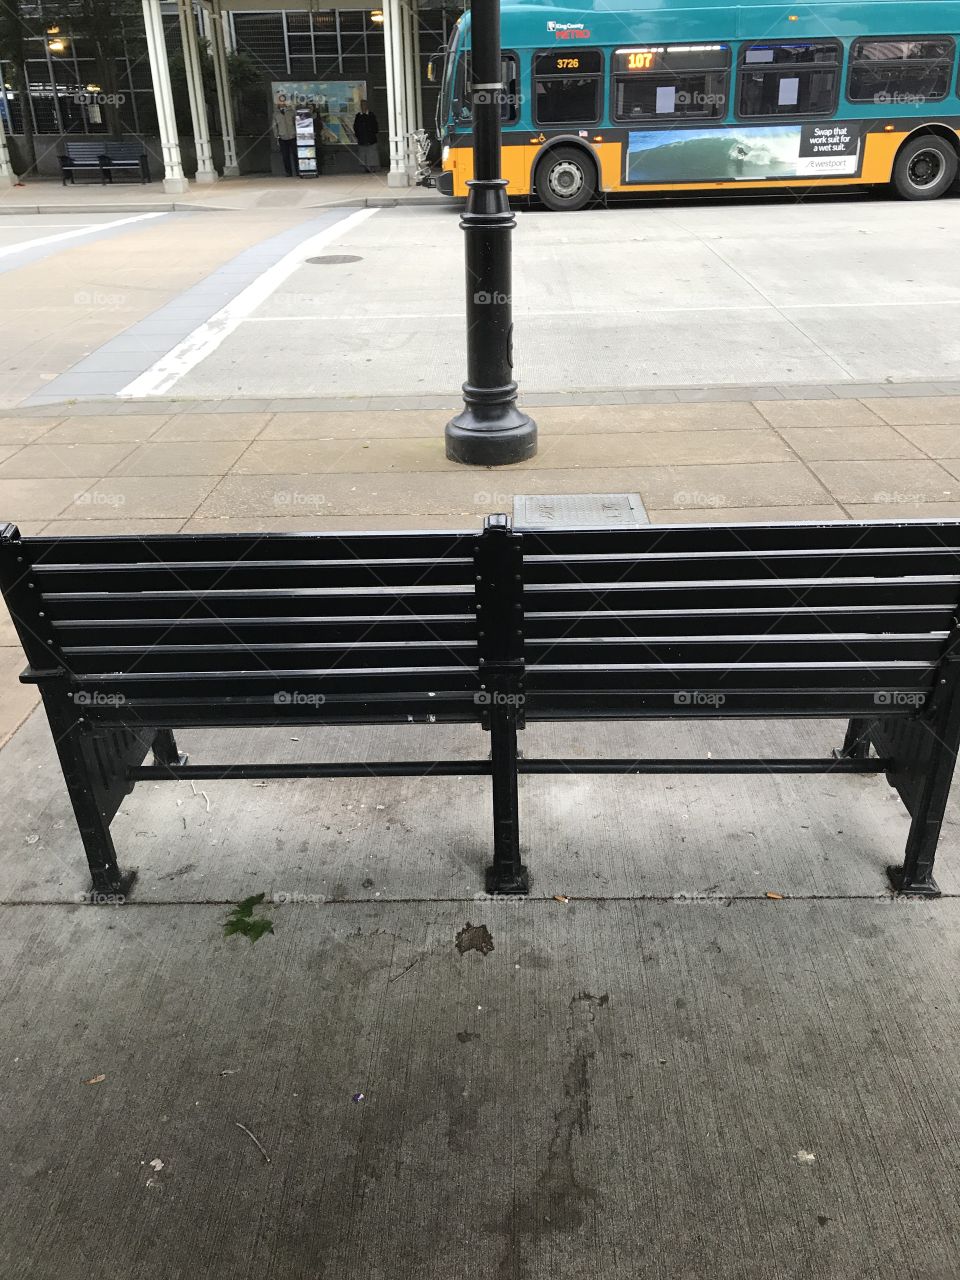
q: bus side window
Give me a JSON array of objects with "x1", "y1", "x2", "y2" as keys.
[
  {"x1": 455, "y1": 51, "x2": 521, "y2": 124},
  {"x1": 611, "y1": 45, "x2": 731, "y2": 123},
  {"x1": 737, "y1": 41, "x2": 842, "y2": 118},
  {"x1": 533, "y1": 49, "x2": 604, "y2": 125},
  {"x1": 847, "y1": 37, "x2": 956, "y2": 104},
  {"x1": 502, "y1": 55, "x2": 520, "y2": 124}
]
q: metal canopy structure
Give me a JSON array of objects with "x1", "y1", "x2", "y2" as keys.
[{"x1": 141, "y1": 0, "x2": 424, "y2": 192}]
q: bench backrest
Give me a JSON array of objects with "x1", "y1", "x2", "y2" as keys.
[
  {"x1": 103, "y1": 142, "x2": 147, "y2": 160},
  {"x1": 62, "y1": 142, "x2": 106, "y2": 162},
  {"x1": 520, "y1": 520, "x2": 960, "y2": 719},
  {"x1": 4, "y1": 519, "x2": 959, "y2": 728},
  {"x1": 0, "y1": 527, "x2": 482, "y2": 726}
]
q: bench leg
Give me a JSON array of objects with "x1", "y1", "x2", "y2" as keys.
[
  {"x1": 152, "y1": 728, "x2": 187, "y2": 769},
  {"x1": 45, "y1": 713, "x2": 136, "y2": 898},
  {"x1": 886, "y1": 659, "x2": 960, "y2": 896},
  {"x1": 835, "y1": 717, "x2": 873, "y2": 760},
  {"x1": 485, "y1": 707, "x2": 528, "y2": 895},
  {"x1": 887, "y1": 719, "x2": 956, "y2": 898}
]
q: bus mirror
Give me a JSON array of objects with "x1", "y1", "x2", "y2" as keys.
[{"x1": 427, "y1": 57, "x2": 437, "y2": 83}]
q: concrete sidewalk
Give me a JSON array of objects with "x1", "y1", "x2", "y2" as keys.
[
  {"x1": 1, "y1": 711, "x2": 960, "y2": 1280},
  {"x1": 0, "y1": 172, "x2": 445, "y2": 215}
]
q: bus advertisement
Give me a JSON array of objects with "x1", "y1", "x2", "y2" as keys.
[{"x1": 435, "y1": 1, "x2": 960, "y2": 208}]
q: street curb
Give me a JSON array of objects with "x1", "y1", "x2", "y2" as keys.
[
  {"x1": 0, "y1": 195, "x2": 455, "y2": 216},
  {"x1": 7, "y1": 380, "x2": 960, "y2": 417}
]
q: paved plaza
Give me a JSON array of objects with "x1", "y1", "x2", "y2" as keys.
[
  {"x1": 2, "y1": 181, "x2": 960, "y2": 1279},
  {"x1": 4, "y1": 184, "x2": 960, "y2": 405}
]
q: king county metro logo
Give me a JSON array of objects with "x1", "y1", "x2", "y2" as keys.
[{"x1": 547, "y1": 20, "x2": 591, "y2": 38}]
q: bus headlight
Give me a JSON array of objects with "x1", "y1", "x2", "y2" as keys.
[{"x1": 442, "y1": 145, "x2": 450, "y2": 163}]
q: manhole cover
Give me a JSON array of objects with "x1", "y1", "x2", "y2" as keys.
[{"x1": 306, "y1": 254, "x2": 362, "y2": 264}]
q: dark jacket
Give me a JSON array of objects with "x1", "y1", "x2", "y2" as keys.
[{"x1": 353, "y1": 111, "x2": 379, "y2": 146}]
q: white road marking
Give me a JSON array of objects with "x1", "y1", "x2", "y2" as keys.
[
  {"x1": 119, "y1": 207, "x2": 380, "y2": 399},
  {"x1": 0, "y1": 222, "x2": 115, "y2": 229},
  {"x1": 0, "y1": 211, "x2": 165, "y2": 260}
]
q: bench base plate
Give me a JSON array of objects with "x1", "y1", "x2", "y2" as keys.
[
  {"x1": 887, "y1": 865, "x2": 942, "y2": 898},
  {"x1": 89, "y1": 868, "x2": 138, "y2": 902},
  {"x1": 485, "y1": 864, "x2": 529, "y2": 897}
]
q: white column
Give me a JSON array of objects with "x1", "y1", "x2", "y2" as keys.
[
  {"x1": 384, "y1": 0, "x2": 409, "y2": 187},
  {"x1": 0, "y1": 99, "x2": 16, "y2": 188},
  {"x1": 412, "y1": 0, "x2": 423, "y2": 131},
  {"x1": 209, "y1": 0, "x2": 239, "y2": 177},
  {"x1": 176, "y1": 0, "x2": 218, "y2": 184},
  {"x1": 142, "y1": 0, "x2": 188, "y2": 194},
  {"x1": 402, "y1": 0, "x2": 418, "y2": 177}
]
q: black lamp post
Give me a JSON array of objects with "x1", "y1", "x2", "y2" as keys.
[{"x1": 445, "y1": 0, "x2": 537, "y2": 466}]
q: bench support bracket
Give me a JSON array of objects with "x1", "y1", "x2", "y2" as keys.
[
  {"x1": 477, "y1": 515, "x2": 529, "y2": 894},
  {"x1": 152, "y1": 728, "x2": 188, "y2": 769},
  {"x1": 873, "y1": 649, "x2": 960, "y2": 897},
  {"x1": 486, "y1": 706, "x2": 528, "y2": 895}
]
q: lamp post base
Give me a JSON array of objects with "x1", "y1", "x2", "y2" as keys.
[{"x1": 445, "y1": 402, "x2": 537, "y2": 466}]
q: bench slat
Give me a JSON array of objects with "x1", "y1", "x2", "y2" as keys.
[
  {"x1": 29, "y1": 531, "x2": 474, "y2": 564},
  {"x1": 40, "y1": 587, "x2": 472, "y2": 623},
  {"x1": 525, "y1": 637, "x2": 945, "y2": 664},
  {"x1": 523, "y1": 520, "x2": 960, "y2": 554},
  {"x1": 525, "y1": 606, "x2": 955, "y2": 638},
  {"x1": 524, "y1": 550, "x2": 960, "y2": 585},
  {"x1": 61, "y1": 640, "x2": 476, "y2": 674},
  {"x1": 53, "y1": 616, "x2": 476, "y2": 646},
  {"x1": 34, "y1": 561, "x2": 474, "y2": 592},
  {"x1": 525, "y1": 580, "x2": 960, "y2": 610}
]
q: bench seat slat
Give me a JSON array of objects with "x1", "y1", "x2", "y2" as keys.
[
  {"x1": 29, "y1": 531, "x2": 474, "y2": 564},
  {"x1": 42, "y1": 584, "x2": 473, "y2": 601},
  {"x1": 525, "y1": 638, "x2": 945, "y2": 666},
  {"x1": 53, "y1": 617, "x2": 476, "y2": 645},
  {"x1": 524, "y1": 551, "x2": 960, "y2": 585},
  {"x1": 34, "y1": 555, "x2": 474, "y2": 573},
  {"x1": 58, "y1": 644, "x2": 940, "y2": 676},
  {"x1": 55, "y1": 610, "x2": 950, "y2": 647},
  {"x1": 525, "y1": 607, "x2": 955, "y2": 637},
  {"x1": 526, "y1": 546, "x2": 960, "y2": 567},
  {"x1": 35, "y1": 563, "x2": 473, "y2": 592},
  {"x1": 520, "y1": 695, "x2": 928, "y2": 719},
  {"x1": 525, "y1": 582, "x2": 960, "y2": 610},
  {"x1": 524, "y1": 663, "x2": 934, "y2": 692},
  {"x1": 40, "y1": 589, "x2": 472, "y2": 624},
  {"x1": 61, "y1": 642, "x2": 476, "y2": 674},
  {"x1": 523, "y1": 520, "x2": 960, "y2": 555}
]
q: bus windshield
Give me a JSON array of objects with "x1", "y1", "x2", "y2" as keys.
[{"x1": 439, "y1": 19, "x2": 463, "y2": 135}]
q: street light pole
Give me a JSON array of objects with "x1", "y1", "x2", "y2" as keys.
[{"x1": 445, "y1": 0, "x2": 536, "y2": 466}]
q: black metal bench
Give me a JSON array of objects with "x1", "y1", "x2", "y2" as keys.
[
  {"x1": 1, "y1": 516, "x2": 959, "y2": 899},
  {"x1": 60, "y1": 140, "x2": 151, "y2": 185}
]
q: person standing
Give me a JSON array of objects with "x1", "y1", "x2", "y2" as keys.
[
  {"x1": 273, "y1": 94, "x2": 298, "y2": 177},
  {"x1": 353, "y1": 101, "x2": 380, "y2": 173}
]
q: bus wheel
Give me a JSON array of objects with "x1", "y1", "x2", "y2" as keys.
[
  {"x1": 893, "y1": 136, "x2": 958, "y2": 201},
  {"x1": 535, "y1": 147, "x2": 596, "y2": 212}
]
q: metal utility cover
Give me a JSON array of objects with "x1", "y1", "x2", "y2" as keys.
[{"x1": 513, "y1": 493, "x2": 649, "y2": 530}]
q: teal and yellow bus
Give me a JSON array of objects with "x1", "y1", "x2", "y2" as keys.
[{"x1": 435, "y1": 0, "x2": 960, "y2": 208}]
